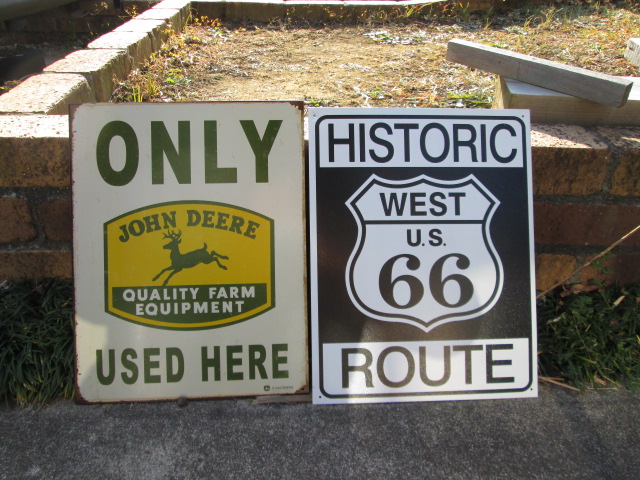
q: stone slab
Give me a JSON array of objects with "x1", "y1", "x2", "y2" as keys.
[
  {"x1": 44, "y1": 49, "x2": 129, "y2": 102},
  {"x1": 0, "y1": 74, "x2": 94, "y2": 115},
  {"x1": 87, "y1": 30, "x2": 154, "y2": 71},
  {"x1": 0, "y1": 115, "x2": 70, "y2": 188}
]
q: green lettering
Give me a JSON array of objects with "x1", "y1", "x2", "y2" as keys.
[
  {"x1": 240, "y1": 119, "x2": 282, "y2": 183},
  {"x1": 201, "y1": 346, "x2": 220, "y2": 381},
  {"x1": 202, "y1": 211, "x2": 215, "y2": 228},
  {"x1": 204, "y1": 120, "x2": 237, "y2": 183},
  {"x1": 229, "y1": 215, "x2": 244, "y2": 235},
  {"x1": 244, "y1": 220, "x2": 259, "y2": 239},
  {"x1": 187, "y1": 209, "x2": 201, "y2": 226},
  {"x1": 118, "y1": 224, "x2": 130, "y2": 243},
  {"x1": 227, "y1": 345, "x2": 243, "y2": 381},
  {"x1": 151, "y1": 121, "x2": 191, "y2": 184},
  {"x1": 216, "y1": 212, "x2": 229, "y2": 230},
  {"x1": 143, "y1": 348, "x2": 161, "y2": 384},
  {"x1": 96, "y1": 349, "x2": 115, "y2": 385},
  {"x1": 248, "y1": 345, "x2": 267, "y2": 380},
  {"x1": 96, "y1": 121, "x2": 139, "y2": 186},
  {"x1": 161, "y1": 211, "x2": 177, "y2": 229},
  {"x1": 143, "y1": 214, "x2": 161, "y2": 233},
  {"x1": 166, "y1": 347, "x2": 184, "y2": 383},
  {"x1": 121, "y1": 348, "x2": 139, "y2": 385},
  {"x1": 272, "y1": 344, "x2": 289, "y2": 379}
]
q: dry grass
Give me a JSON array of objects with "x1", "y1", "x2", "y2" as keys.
[{"x1": 112, "y1": 1, "x2": 640, "y2": 109}]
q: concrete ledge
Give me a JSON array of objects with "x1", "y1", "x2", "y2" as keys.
[
  {"x1": 0, "y1": 115, "x2": 70, "y2": 187},
  {"x1": 0, "y1": 74, "x2": 94, "y2": 115},
  {"x1": 44, "y1": 49, "x2": 130, "y2": 102}
]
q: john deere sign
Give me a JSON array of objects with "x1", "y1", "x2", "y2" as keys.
[
  {"x1": 105, "y1": 201, "x2": 273, "y2": 330},
  {"x1": 72, "y1": 103, "x2": 308, "y2": 402}
]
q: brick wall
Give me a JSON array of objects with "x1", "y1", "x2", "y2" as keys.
[
  {"x1": 1, "y1": 119, "x2": 639, "y2": 291},
  {"x1": 0, "y1": 0, "x2": 638, "y2": 292},
  {"x1": 0, "y1": 0, "x2": 191, "y2": 280},
  {"x1": 531, "y1": 125, "x2": 640, "y2": 292}
]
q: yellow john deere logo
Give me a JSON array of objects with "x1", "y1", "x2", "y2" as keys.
[{"x1": 104, "y1": 201, "x2": 274, "y2": 330}]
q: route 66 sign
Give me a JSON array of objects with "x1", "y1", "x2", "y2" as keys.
[
  {"x1": 309, "y1": 108, "x2": 537, "y2": 404},
  {"x1": 346, "y1": 174, "x2": 502, "y2": 334}
]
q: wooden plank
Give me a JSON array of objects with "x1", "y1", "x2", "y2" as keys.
[
  {"x1": 625, "y1": 38, "x2": 640, "y2": 67},
  {"x1": 447, "y1": 39, "x2": 633, "y2": 107},
  {"x1": 493, "y1": 76, "x2": 640, "y2": 126}
]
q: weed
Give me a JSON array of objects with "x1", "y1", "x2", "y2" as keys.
[
  {"x1": 367, "y1": 87, "x2": 388, "y2": 100},
  {"x1": 147, "y1": 73, "x2": 160, "y2": 97},
  {"x1": 164, "y1": 68, "x2": 190, "y2": 86},
  {"x1": 447, "y1": 89, "x2": 492, "y2": 108},
  {"x1": 539, "y1": 6, "x2": 559, "y2": 30},
  {"x1": 452, "y1": 2, "x2": 472, "y2": 22},
  {"x1": 129, "y1": 84, "x2": 143, "y2": 102},
  {"x1": 305, "y1": 97, "x2": 331, "y2": 107},
  {"x1": 124, "y1": 3, "x2": 138, "y2": 18}
]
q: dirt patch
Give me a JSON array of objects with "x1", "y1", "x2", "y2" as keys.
[{"x1": 113, "y1": 2, "x2": 640, "y2": 108}]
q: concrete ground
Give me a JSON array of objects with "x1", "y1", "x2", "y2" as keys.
[{"x1": 1, "y1": 385, "x2": 639, "y2": 479}]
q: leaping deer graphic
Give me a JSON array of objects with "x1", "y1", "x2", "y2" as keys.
[{"x1": 152, "y1": 230, "x2": 228, "y2": 286}]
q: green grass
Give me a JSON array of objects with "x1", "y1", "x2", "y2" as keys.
[
  {"x1": 1, "y1": 279, "x2": 638, "y2": 405},
  {"x1": 0, "y1": 279, "x2": 74, "y2": 407},
  {"x1": 538, "y1": 283, "x2": 640, "y2": 391}
]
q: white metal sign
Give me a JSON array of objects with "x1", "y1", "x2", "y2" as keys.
[
  {"x1": 309, "y1": 108, "x2": 537, "y2": 404},
  {"x1": 72, "y1": 102, "x2": 308, "y2": 402}
]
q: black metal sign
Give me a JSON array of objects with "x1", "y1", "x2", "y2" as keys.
[{"x1": 309, "y1": 108, "x2": 536, "y2": 404}]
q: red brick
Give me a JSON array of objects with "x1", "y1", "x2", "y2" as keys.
[
  {"x1": 535, "y1": 254, "x2": 576, "y2": 292},
  {"x1": 578, "y1": 253, "x2": 640, "y2": 288},
  {"x1": 534, "y1": 203, "x2": 640, "y2": 247},
  {"x1": 39, "y1": 198, "x2": 72, "y2": 242},
  {"x1": 610, "y1": 154, "x2": 640, "y2": 197},
  {"x1": 0, "y1": 197, "x2": 37, "y2": 243},
  {"x1": 0, "y1": 250, "x2": 72, "y2": 281},
  {"x1": 531, "y1": 125, "x2": 610, "y2": 195},
  {"x1": 596, "y1": 127, "x2": 640, "y2": 197}
]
